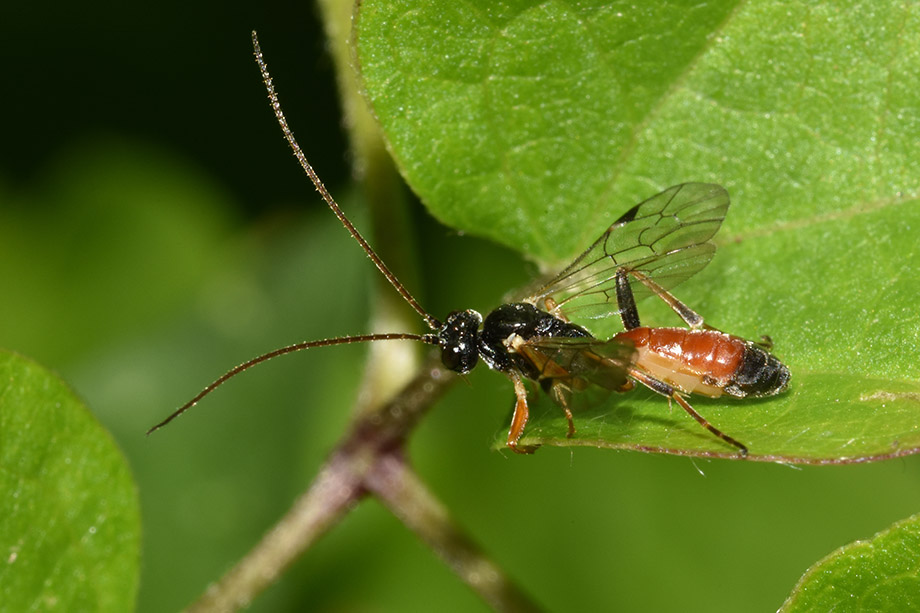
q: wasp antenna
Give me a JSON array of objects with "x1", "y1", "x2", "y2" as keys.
[
  {"x1": 250, "y1": 31, "x2": 441, "y2": 331},
  {"x1": 147, "y1": 332, "x2": 438, "y2": 434}
]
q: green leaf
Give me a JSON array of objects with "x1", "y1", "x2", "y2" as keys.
[
  {"x1": 357, "y1": 1, "x2": 920, "y2": 462},
  {"x1": 780, "y1": 512, "x2": 920, "y2": 612},
  {"x1": 0, "y1": 351, "x2": 140, "y2": 611}
]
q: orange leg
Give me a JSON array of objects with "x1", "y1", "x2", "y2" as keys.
[{"x1": 506, "y1": 372, "x2": 535, "y2": 454}]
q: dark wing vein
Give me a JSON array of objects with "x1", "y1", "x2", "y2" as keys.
[{"x1": 528, "y1": 183, "x2": 729, "y2": 322}]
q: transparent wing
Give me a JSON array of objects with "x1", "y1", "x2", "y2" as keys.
[
  {"x1": 518, "y1": 336, "x2": 636, "y2": 391},
  {"x1": 529, "y1": 183, "x2": 729, "y2": 321}
]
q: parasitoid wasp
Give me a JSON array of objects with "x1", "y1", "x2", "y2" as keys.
[{"x1": 148, "y1": 32, "x2": 790, "y2": 456}]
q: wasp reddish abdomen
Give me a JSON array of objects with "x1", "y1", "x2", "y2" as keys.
[{"x1": 615, "y1": 327, "x2": 789, "y2": 400}]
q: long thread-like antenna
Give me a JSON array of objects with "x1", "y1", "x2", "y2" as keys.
[
  {"x1": 251, "y1": 31, "x2": 441, "y2": 331},
  {"x1": 147, "y1": 34, "x2": 448, "y2": 435},
  {"x1": 147, "y1": 332, "x2": 438, "y2": 434}
]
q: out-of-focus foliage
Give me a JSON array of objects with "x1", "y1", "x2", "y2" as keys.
[{"x1": 0, "y1": 351, "x2": 140, "y2": 611}]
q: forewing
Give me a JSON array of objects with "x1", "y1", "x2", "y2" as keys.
[
  {"x1": 530, "y1": 183, "x2": 729, "y2": 322},
  {"x1": 521, "y1": 336, "x2": 636, "y2": 391}
]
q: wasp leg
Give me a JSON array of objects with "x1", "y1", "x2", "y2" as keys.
[
  {"x1": 756, "y1": 335, "x2": 774, "y2": 350},
  {"x1": 626, "y1": 269, "x2": 707, "y2": 330},
  {"x1": 506, "y1": 371, "x2": 537, "y2": 454},
  {"x1": 615, "y1": 268, "x2": 642, "y2": 330},
  {"x1": 547, "y1": 381, "x2": 576, "y2": 438},
  {"x1": 627, "y1": 367, "x2": 748, "y2": 456}
]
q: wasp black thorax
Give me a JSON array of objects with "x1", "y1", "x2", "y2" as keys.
[{"x1": 438, "y1": 303, "x2": 591, "y2": 378}]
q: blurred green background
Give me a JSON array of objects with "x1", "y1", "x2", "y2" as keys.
[{"x1": 4, "y1": 2, "x2": 920, "y2": 612}]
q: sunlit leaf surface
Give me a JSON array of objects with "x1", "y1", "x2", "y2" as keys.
[{"x1": 357, "y1": 0, "x2": 920, "y2": 462}]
